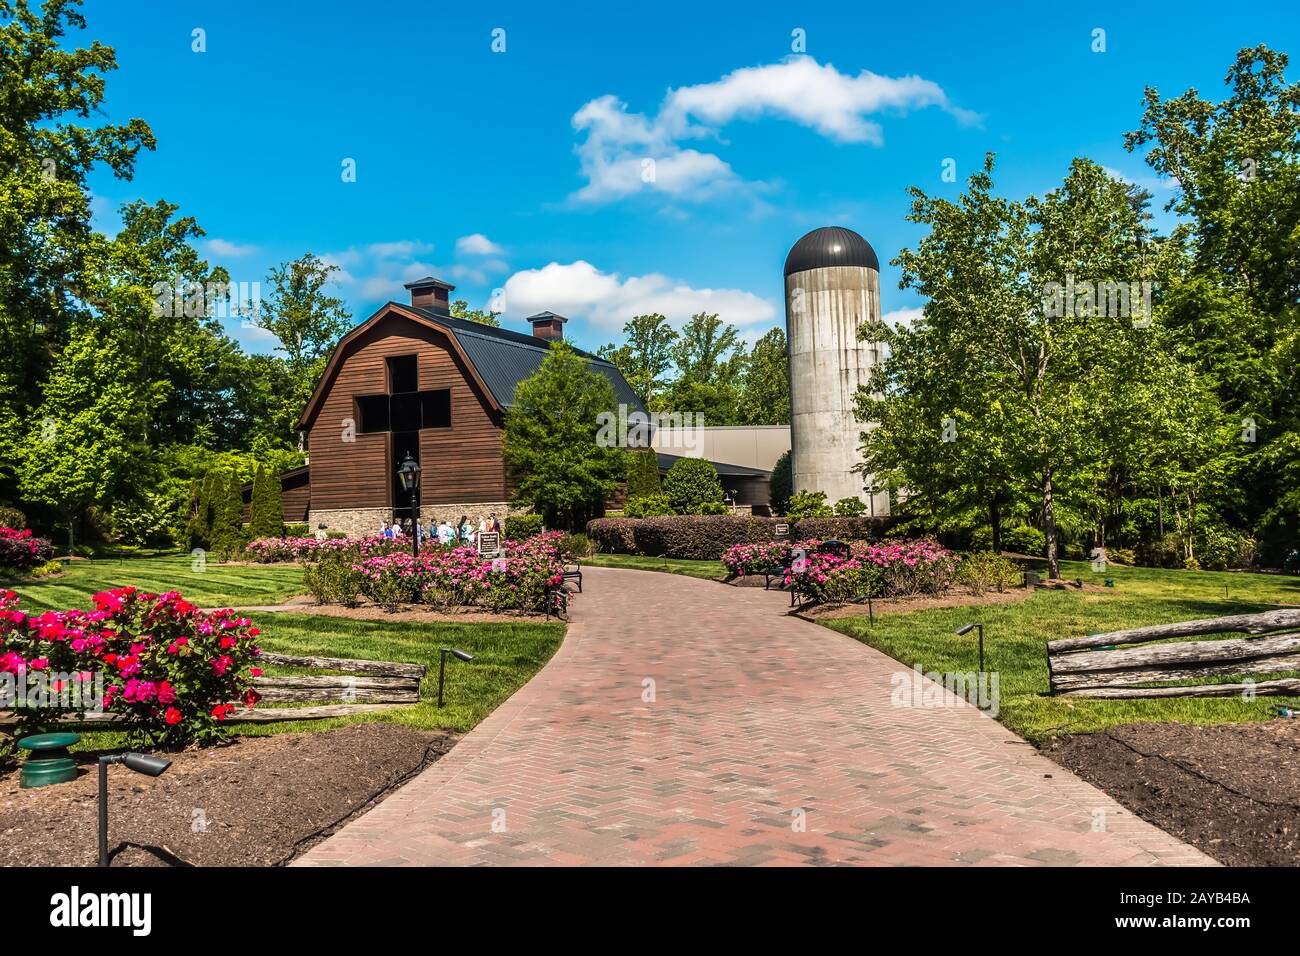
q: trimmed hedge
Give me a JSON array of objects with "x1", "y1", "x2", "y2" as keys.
[
  {"x1": 789, "y1": 516, "x2": 890, "y2": 541},
  {"x1": 504, "y1": 513, "x2": 544, "y2": 539},
  {"x1": 587, "y1": 514, "x2": 893, "y2": 559},
  {"x1": 587, "y1": 515, "x2": 777, "y2": 560}
]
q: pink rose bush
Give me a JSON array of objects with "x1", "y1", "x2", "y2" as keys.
[
  {"x1": 350, "y1": 533, "x2": 567, "y2": 614},
  {"x1": 727, "y1": 537, "x2": 957, "y2": 604},
  {"x1": 0, "y1": 527, "x2": 54, "y2": 573},
  {"x1": 0, "y1": 587, "x2": 261, "y2": 745},
  {"x1": 243, "y1": 534, "x2": 398, "y2": 563}
]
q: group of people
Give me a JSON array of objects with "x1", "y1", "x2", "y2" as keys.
[{"x1": 380, "y1": 513, "x2": 502, "y2": 547}]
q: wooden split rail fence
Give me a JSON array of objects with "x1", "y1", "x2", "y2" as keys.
[
  {"x1": 1047, "y1": 608, "x2": 1300, "y2": 699},
  {"x1": 0, "y1": 652, "x2": 425, "y2": 727}
]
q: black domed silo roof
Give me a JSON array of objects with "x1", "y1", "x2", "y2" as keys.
[{"x1": 783, "y1": 226, "x2": 879, "y2": 276}]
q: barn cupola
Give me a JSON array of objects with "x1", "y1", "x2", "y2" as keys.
[
  {"x1": 526, "y1": 311, "x2": 567, "y2": 342},
  {"x1": 404, "y1": 276, "x2": 455, "y2": 315}
]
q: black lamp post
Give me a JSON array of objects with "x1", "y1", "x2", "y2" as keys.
[
  {"x1": 437, "y1": 648, "x2": 474, "y2": 707},
  {"x1": 98, "y1": 752, "x2": 171, "y2": 867},
  {"x1": 397, "y1": 452, "x2": 421, "y2": 558},
  {"x1": 955, "y1": 622, "x2": 985, "y2": 674}
]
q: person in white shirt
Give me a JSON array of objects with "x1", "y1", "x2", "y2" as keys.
[{"x1": 390, "y1": 521, "x2": 404, "y2": 538}]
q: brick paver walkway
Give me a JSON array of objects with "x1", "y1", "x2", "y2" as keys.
[{"x1": 295, "y1": 567, "x2": 1212, "y2": 866}]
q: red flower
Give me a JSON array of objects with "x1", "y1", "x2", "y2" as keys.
[
  {"x1": 164, "y1": 707, "x2": 182, "y2": 725},
  {"x1": 242, "y1": 689, "x2": 261, "y2": 708}
]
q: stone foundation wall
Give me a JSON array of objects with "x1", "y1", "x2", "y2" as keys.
[{"x1": 309, "y1": 502, "x2": 528, "y2": 538}]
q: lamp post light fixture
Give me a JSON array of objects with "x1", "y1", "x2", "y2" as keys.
[
  {"x1": 954, "y1": 622, "x2": 985, "y2": 674},
  {"x1": 397, "y1": 452, "x2": 422, "y2": 558},
  {"x1": 437, "y1": 648, "x2": 474, "y2": 707},
  {"x1": 98, "y1": 752, "x2": 171, "y2": 867}
]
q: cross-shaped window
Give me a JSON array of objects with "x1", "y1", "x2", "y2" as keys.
[{"x1": 355, "y1": 354, "x2": 452, "y2": 433}]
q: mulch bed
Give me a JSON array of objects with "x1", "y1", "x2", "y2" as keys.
[
  {"x1": 0, "y1": 723, "x2": 452, "y2": 866},
  {"x1": 1043, "y1": 719, "x2": 1300, "y2": 867}
]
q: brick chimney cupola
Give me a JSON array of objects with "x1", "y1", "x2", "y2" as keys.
[
  {"x1": 404, "y1": 276, "x2": 455, "y2": 315},
  {"x1": 526, "y1": 311, "x2": 567, "y2": 342}
]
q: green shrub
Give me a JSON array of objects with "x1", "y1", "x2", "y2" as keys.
[
  {"x1": 1001, "y1": 524, "x2": 1045, "y2": 556},
  {"x1": 692, "y1": 501, "x2": 728, "y2": 515},
  {"x1": 1284, "y1": 549, "x2": 1300, "y2": 574},
  {"x1": 303, "y1": 552, "x2": 364, "y2": 606},
  {"x1": 833, "y1": 497, "x2": 866, "y2": 517},
  {"x1": 285, "y1": 523, "x2": 310, "y2": 537},
  {"x1": 625, "y1": 494, "x2": 674, "y2": 517},
  {"x1": 249, "y1": 464, "x2": 284, "y2": 539},
  {"x1": 625, "y1": 449, "x2": 662, "y2": 499},
  {"x1": 587, "y1": 515, "x2": 775, "y2": 560},
  {"x1": 29, "y1": 559, "x2": 65, "y2": 579},
  {"x1": 0, "y1": 506, "x2": 26, "y2": 530},
  {"x1": 956, "y1": 552, "x2": 1021, "y2": 594},
  {"x1": 787, "y1": 490, "x2": 832, "y2": 520},
  {"x1": 663, "y1": 458, "x2": 724, "y2": 514},
  {"x1": 1107, "y1": 547, "x2": 1137, "y2": 566},
  {"x1": 1197, "y1": 527, "x2": 1258, "y2": 571},
  {"x1": 770, "y1": 451, "x2": 792, "y2": 515},
  {"x1": 558, "y1": 533, "x2": 591, "y2": 560},
  {"x1": 790, "y1": 516, "x2": 886, "y2": 542},
  {"x1": 504, "y1": 513, "x2": 544, "y2": 539}
]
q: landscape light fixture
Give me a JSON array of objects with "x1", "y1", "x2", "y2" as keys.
[
  {"x1": 954, "y1": 622, "x2": 985, "y2": 674},
  {"x1": 396, "y1": 453, "x2": 422, "y2": 558},
  {"x1": 98, "y1": 752, "x2": 171, "y2": 867},
  {"x1": 437, "y1": 648, "x2": 474, "y2": 707}
]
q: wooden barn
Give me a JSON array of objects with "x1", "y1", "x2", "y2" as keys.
[{"x1": 286, "y1": 277, "x2": 645, "y2": 535}]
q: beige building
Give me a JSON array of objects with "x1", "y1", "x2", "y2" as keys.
[{"x1": 652, "y1": 425, "x2": 790, "y2": 473}]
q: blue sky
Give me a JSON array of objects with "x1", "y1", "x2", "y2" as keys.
[{"x1": 80, "y1": 0, "x2": 1297, "y2": 354}]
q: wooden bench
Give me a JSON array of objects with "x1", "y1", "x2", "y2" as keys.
[
  {"x1": 563, "y1": 563, "x2": 583, "y2": 593},
  {"x1": 1047, "y1": 608, "x2": 1300, "y2": 699}
]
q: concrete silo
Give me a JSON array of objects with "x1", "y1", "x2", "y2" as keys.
[{"x1": 783, "y1": 226, "x2": 888, "y2": 514}]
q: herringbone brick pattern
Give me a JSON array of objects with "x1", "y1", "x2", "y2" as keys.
[{"x1": 294, "y1": 567, "x2": 1212, "y2": 867}]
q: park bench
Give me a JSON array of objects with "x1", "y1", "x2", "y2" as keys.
[
  {"x1": 563, "y1": 562, "x2": 583, "y2": 593},
  {"x1": 1046, "y1": 608, "x2": 1300, "y2": 699}
]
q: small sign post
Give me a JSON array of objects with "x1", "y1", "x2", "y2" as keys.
[
  {"x1": 477, "y1": 532, "x2": 501, "y2": 557},
  {"x1": 774, "y1": 522, "x2": 790, "y2": 539}
]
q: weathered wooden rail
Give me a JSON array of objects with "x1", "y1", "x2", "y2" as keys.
[
  {"x1": 0, "y1": 651, "x2": 425, "y2": 727},
  {"x1": 1047, "y1": 608, "x2": 1300, "y2": 699}
]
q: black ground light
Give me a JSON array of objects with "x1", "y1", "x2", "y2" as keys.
[
  {"x1": 98, "y1": 752, "x2": 171, "y2": 867},
  {"x1": 954, "y1": 622, "x2": 985, "y2": 674},
  {"x1": 437, "y1": 648, "x2": 474, "y2": 707}
]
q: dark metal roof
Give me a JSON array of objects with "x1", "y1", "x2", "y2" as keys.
[
  {"x1": 526, "y1": 310, "x2": 568, "y2": 323},
  {"x1": 654, "y1": 452, "x2": 771, "y2": 478},
  {"x1": 405, "y1": 305, "x2": 645, "y2": 413},
  {"x1": 404, "y1": 275, "x2": 456, "y2": 290},
  {"x1": 783, "y1": 226, "x2": 879, "y2": 276}
]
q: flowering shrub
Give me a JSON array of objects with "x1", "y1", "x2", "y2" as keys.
[
  {"x1": 0, "y1": 527, "x2": 54, "y2": 572},
  {"x1": 781, "y1": 538, "x2": 957, "y2": 603},
  {"x1": 0, "y1": 587, "x2": 261, "y2": 745},
  {"x1": 722, "y1": 541, "x2": 797, "y2": 576},
  {"x1": 243, "y1": 534, "x2": 398, "y2": 563},
  {"x1": 348, "y1": 533, "x2": 568, "y2": 614}
]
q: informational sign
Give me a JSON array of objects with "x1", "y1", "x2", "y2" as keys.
[
  {"x1": 477, "y1": 532, "x2": 501, "y2": 557},
  {"x1": 774, "y1": 523, "x2": 790, "y2": 538}
]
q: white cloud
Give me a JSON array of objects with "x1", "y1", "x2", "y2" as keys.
[
  {"x1": 882, "y1": 306, "x2": 924, "y2": 328},
  {"x1": 501, "y1": 260, "x2": 776, "y2": 331},
  {"x1": 571, "y1": 56, "x2": 977, "y2": 204},
  {"x1": 207, "y1": 238, "x2": 259, "y2": 257},
  {"x1": 455, "y1": 233, "x2": 505, "y2": 256}
]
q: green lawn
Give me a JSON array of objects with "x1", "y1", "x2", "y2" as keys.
[
  {"x1": 2, "y1": 552, "x2": 306, "y2": 612},
  {"x1": 825, "y1": 559, "x2": 1300, "y2": 743},
  {"x1": 582, "y1": 552, "x2": 723, "y2": 580},
  {"x1": 2, "y1": 553, "x2": 564, "y2": 751}
]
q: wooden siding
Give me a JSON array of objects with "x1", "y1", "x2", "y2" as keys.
[{"x1": 307, "y1": 312, "x2": 507, "y2": 510}]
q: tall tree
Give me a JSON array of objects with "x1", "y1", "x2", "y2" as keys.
[
  {"x1": 737, "y1": 327, "x2": 789, "y2": 425},
  {"x1": 663, "y1": 312, "x2": 746, "y2": 422},
  {"x1": 0, "y1": 0, "x2": 155, "y2": 501},
  {"x1": 504, "y1": 342, "x2": 624, "y2": 529},
  {"x1": 597, "y1": 313, "x2": 678, "y2": 408},
  {"x1": 253, "y1": 253, "x2": 352, "y2": 446}
]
